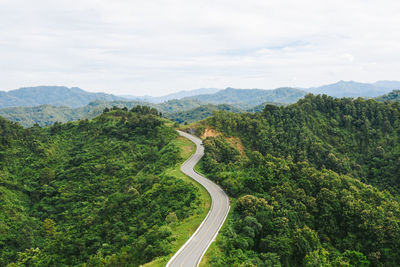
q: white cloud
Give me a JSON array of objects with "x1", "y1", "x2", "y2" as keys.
[
  {"x1": 0, "y1": 0, "x2": 399, "y2": 95},
  {"x1": 341, "y1": 54, "x2": 355, "y2": 63}
]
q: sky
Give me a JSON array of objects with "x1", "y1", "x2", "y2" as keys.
[{"x1": 0, "y1": 0, "x2": 400, "y2": 96}]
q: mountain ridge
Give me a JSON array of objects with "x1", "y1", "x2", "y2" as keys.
[
  {"x1": 122, "y1": 88, "x2": 221, "y2": 103},
  {"x1": 184, "y1": 87, "x2": 307, "y2": 109},
  {"x1": 1, "y1": 81, "x2": 400, "y2": 127},
  {"x1": 0, "y1": 86, "x2": 125, "y2": 108},
  {"x1": 308, "y1": 80, "x2": 399, "y2": 97}
]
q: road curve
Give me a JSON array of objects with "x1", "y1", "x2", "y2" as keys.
[{"x1": 167, "y1": 130, "x2": 230, "y2": 267}]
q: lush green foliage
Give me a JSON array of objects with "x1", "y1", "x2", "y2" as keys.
[
  {"x1": 0, "y1": 99, "x2": 206, "y2": 128},
  {"x1": 375, "y1": 90, "x2": 400, "y2": 102},
  {"x1": 0, "y1": 87, "x2": 304, "y2": 127},
  {"x1": 208, "y1": 94, "x2": 400, "y2": 193},
  {"x1": 197, "y1": 95, "x2": 400, "y2": 266},
  {"x1": 159, "y1": 99, "x2": 204, "y2": 113},
  {"x1": 246, "y1": 102, "x2": 285, "y2": 113},
  {"x1": 167, "y1": 104, "x2": 242, "y2": 124},
  {"x1": 0, "y1": 107, "x2": 199, "y2": 266},
  {"x1": 2, "y1": 84, "x2": 399, "y2": 128},
  {"x1": 0, "y1": 101, "x2": 145, "y2": 127}
]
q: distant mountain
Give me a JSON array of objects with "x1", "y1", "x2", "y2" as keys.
[
  {"x1": 157, "y1": 98, "x2": 204, "y2": 113},
  {"x1": 375, "y1": 90, "x2": 400, "y2": 102},
  {"x1": 3, "y1": 82, "x2": 400, "y2": 127},
  {"x1": 308, "y1": 80, "x2": 399, "y2": 98},
  {"x1": 166, "y1": 104, "x2": 242, "y2": 124},
  {"x1": 0, "y1": 100, "x2": 146, "y2": 127},
  {"x1": 186, "y1": 87, "x2": 307, "y2": 109},
  {"x1": 0, "y1": 98, "x2": 206, "y2": 127},
  {"x1": 0, "y1": 86, "x2": 125, "y2": 108},
  {"x1": 0, "y1": 105, "x2": 82, "y2": 127},
  {"x1": 372, "y1": 81, "x2": 400, "y2": 90},
  {"x1": 122, "y1": 88, "x2": 221, "y2": 103}
]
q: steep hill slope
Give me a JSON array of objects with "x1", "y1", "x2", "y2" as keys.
[
  {"x1": 204, "y1": 95, "x2": 400, "y2": 193},
  {"x1": 0, "y1": 107, "x2": 202, "y2": 266},
  {"x1": 190, "y1": 95, "x2": 400, "y2": 266}
]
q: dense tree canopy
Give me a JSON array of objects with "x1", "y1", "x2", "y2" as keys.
[
  {"x1": 168, "y1": 104, "x2": 242, "y2": 124},
  {"x1": 0, "y1": 107, "x2": 199, "y2": 266},
  {"x1": 208, "y1": 94, "x2": 400, "y2": 193},
  {"x1": 375, "y1": 90, "x2": 400, "y2": 102},
  {"x1": 196, "y1": 95, "x2": 400, "y2": 266}
]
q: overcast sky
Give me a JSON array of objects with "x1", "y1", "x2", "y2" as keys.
[{"x1": 1, "y1": 0, "x2": 399, "y2": 96}]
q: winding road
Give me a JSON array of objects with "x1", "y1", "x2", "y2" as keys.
[{"x1": 167, "y1": 130, "x2": 230, "y2": 267}]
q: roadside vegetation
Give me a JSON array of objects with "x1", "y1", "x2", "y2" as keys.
[
  {"x1": 144, "y1": 136, "x2": 211, "y2": 267},
  {"x1": 0, "y1": 106, "x2": 208, "y2": 266},
  {"x1": 193, "y1": 94, "x2": 400, "y2": 266},
  {"x1": 3, "y1": 92, "x2": 400, "y2": 266}
]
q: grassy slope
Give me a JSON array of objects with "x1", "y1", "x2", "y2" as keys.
[{"x1": 143, "y1": 135, "x2": 211, "y2": 266}]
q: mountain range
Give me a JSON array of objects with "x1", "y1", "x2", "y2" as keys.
[
  {"x1": 1, "y1": 80, "x2": 399, "y2": 109},
  {"x1": 1, "y1": 81, "x2": 400, "y2": 127},
  {"x1": 121, "y1": 88, "x2": 221, "y2": 103},
  {"x1": 135, "y1": 80, "x2": 400, "y2": 104},
  {"x1": 184, "y1": 87, "x2": 306, "y2": 109},
  {"x1": 0, "y1": 86, "x2": 124, "y2": 108},
  {"x1": 308, "y1": 80, "x2": 400, "y2": 97},
  {"x1": 0, "y1": 99, "x2": 205, "y2": 127}
]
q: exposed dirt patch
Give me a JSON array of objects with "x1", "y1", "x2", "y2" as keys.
[
  {"x1": 227, "y1": 136, "x2": 246, "y2": 156},
  {"x1": 201, "y1": 128, "x2": 221, "y2": 139},
  {"x1": 201, "y1": 128, "x2": 246, "y2": 157}
]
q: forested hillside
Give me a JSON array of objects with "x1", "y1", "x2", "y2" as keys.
[
  {"x1": 246, "y1": 102, "x2": 285, "y2": 112},
  {"x1": 2, "y1": 83, "x2": 399, "y2": 127},
  {"x1": 206, "y1": 95, "x2": 400, "y2": 193},
  {"x1": 191, "y1": 94, "x2": 400, "y2": 266},
  {"x1": 375, "y1": 90, "x2": 400, "y2": 102},
  {"x1": 0, "y1": 99, "x2": 204, "y2": 127},
  {"x1": 167, "y1": 104, "x2": 242, "y2": 124},
  {"x1": 186, "y1": 87, "x2": 306, "y2": 109},
  {"x1": 0, "y1": 107, "x2": 200, "y2": 266}
]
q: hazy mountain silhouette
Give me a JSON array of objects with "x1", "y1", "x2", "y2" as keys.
[{"x1": 0, "y1": 86, "x2": 125, "y2": 108}]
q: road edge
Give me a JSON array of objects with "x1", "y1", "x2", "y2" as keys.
[{"x1": 166, "y1": 130, "x2": 230, "y2": 267}]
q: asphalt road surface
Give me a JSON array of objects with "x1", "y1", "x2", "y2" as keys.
[{"x1": 167, "y1": 130, "x2": 230, "y2": 267}]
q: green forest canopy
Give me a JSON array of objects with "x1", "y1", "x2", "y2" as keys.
[
  {"x1": 0, "y1": 106, "x2": 199, "y2": 266},
  {"x1": 195, "y1": 94, "x2": 400, "y2": 266}
]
